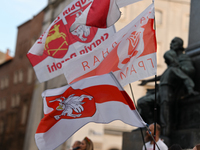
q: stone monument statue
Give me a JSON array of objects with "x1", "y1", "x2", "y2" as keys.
[{"x1": 137, "y1": 37, "x2": 198, "y2": 137}]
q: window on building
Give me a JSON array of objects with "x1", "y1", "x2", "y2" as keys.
[
  {"x1": 2, "y1": 98, "x2": 6, "y2": 110},
  {"x1": 155, "y1": 10, "x2": 163, "y2": 26},
  {"x1": 13, "y1": 70, "x2": 24, "y2": 84},
  {"x1": 0, "y1": 77, "x2": 9, "y2": 90},
  {"x1": 18, "y1": 70, "x2": 23, "y2": 83},
  {"x1": 27, "y1": 67, "x2": 33, "y2": 84},
  {"x1": 0, "y1": 98, "x2": 6, "y2": 111},
  {"x1": 13, "y1": 72, "x2": 18, "y2": 84},
  {"x1": 11, "y1": 94, "x2": 20, "y2": 108},
  {"x1": 21, "y1": 104, "x2": 28, "y2": 125}
]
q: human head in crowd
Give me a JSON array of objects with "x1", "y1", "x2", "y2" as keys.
[
  {"x1": 80, "y1": 137, "x2": 94, "y2": 150},
  {"x1": 145, "y1": 123, "x2": 161, "y2": 142},
  {"x1": 72, "y1": 141, "x2": 81, "y2": 150}
]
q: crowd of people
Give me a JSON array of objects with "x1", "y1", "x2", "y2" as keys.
[{"x1": 70, "y1": 130, "x2": 199, "y2": 150}]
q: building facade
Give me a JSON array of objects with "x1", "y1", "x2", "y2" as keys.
[
  {"x1": 0, "y1": 0, "x2": 191, "y2": 150},
  {"x1": 0, "y1": 11, "x2": 44, "y2": 150}
]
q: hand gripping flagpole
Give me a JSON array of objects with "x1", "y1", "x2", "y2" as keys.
[
  {"x1": 145, "y1": 124, "x2": 160, "y2": 150},
  {"x1": 128, "y1": 83, "x2": 159, "y2": 150}
]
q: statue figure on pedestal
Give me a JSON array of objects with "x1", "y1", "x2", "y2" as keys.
[{"x1": 137, "y1": 37, "x2": 198, "y2": 136}]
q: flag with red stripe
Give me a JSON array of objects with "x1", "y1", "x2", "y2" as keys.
[
  {"x1": 26, "y1": 0, "x2": 115, "y2": 83},
  {"x1": 70, "y1": 0, "x2": 142, "y2": 32},
  {"x1": 65, "y1": 3, "x2": 157, "y2": 87},
  {"x1": 35, "y1": 72, "x2": 146, "y2": 150}
]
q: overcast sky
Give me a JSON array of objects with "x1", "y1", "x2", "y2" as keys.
[{"x1": 0, "y1": 0, "x2": 48, "y2": 56}]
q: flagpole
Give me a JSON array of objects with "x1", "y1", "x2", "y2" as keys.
[
  {"x1": 129, "y1": 83, "x2": 137, "y2": 107},
  {"x1": 152, "y1": 0, "x2": 157, "y2": 150},
  {"x1": 128, "y1": 83, "x2": 147, "y2": 150},
  {"x1": 153, "y1": 75, "x2": 157, "y2": 150}
]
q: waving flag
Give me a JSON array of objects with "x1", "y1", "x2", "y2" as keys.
[
  {"x1": 27, "y1": 0, "x2": 115, "y2": 82},
  {"x1": 64, "y1": 3, "x2": 157, "y2": 87},
  {"x1": 70, "y1": 0, "x2": 142, "y2": 32},
  {"x1": 35, "y1": 72, "x2": 146, "y2": 150}
]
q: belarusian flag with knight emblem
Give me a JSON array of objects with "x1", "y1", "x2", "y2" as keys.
[{"x1": 35, "y1": 73, "x2": 146, "y2": 150}]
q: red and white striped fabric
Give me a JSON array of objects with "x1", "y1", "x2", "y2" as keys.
[
  {"x1": 35, "y1": 72, "x2": 146, "y2": 150},
  {"x1": 65, "y1": 3, "x2": 157, "y2": 87},
  {"x1": 70, "y1": 0, "x2": 142, "y2": 31}
]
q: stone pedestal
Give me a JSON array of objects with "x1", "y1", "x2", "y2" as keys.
[
  {"x1": 122, "y1": 128, "x2": 146, "y2": 150},
  {"x1": 122, "y1": 94, "x2": 200, "y2": 149}
]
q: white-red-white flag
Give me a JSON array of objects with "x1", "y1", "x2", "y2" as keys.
[
  {"x1": 27, "y1": 0, "x2": 115, "y2": 82},
  {"x1": 64, "y1": 3, "x2": 157, "y2": 87},
  {"x1": 35, "y1": 72, "x2": 146, "y2": 150},
  {"x1": 70, "y1": 0, "x2": 142, "y2": 32}
]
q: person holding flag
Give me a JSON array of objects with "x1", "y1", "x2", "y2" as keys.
[{"x1": 142, "y1": 123, "x2": 168, "y2": 150}]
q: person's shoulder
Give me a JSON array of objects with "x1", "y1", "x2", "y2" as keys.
[
  {"x1": 142, "y1": 142, "x2": 151, "y2": 150},
  {"x1": 144, "y1": 141, "x2": 151, "y2": 145},
  {"x1": 157, "y1": 139, "x2": 168, "y2": 149}
]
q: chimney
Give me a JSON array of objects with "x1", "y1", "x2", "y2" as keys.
[{"x1": 5, "y1": 49, "x2": 13, "y2": 61}]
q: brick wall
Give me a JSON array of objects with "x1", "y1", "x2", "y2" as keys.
[{"x1": 0, "y1": 11, "x2": 44, "y2": 150}]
